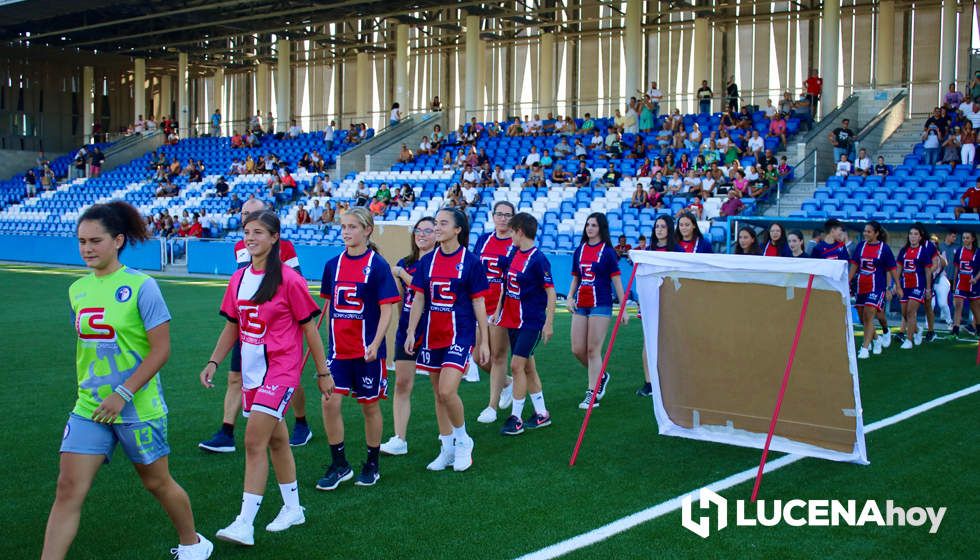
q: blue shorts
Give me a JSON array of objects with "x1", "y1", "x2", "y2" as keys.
[
  {"x1": 574, "y1": 305, "x2": 613, "y2": 317},
  {"x1": 394, "y1": 331, "x2": 423, "y2": 362},
  {"x1": 417, "y1": 344, "x2": 471, "y2": 374},
  {"x1": 508, "y1": 328, "x2": 541, "y2": 359},
  {"x1": 856, "y1": 291, "x2": 885, "y2": 310},
  {"x1": 329, "y1": 358, "x2": 388, "y2": 403},
  {"x1": 901, "y1": 287, "x2": 925, "y2": 303},
  {"x1": 230, "y1": 340, "x2": 242, "y2": 372},
  {"x1": 954, "y1": 288, "x2": 980, "y2": 301},
  {"x1": 60, "y1": 413, "x2": 170, "y2": 465}
]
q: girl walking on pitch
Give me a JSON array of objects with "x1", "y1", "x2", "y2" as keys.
[
  {"x1": 951, "y1": 231, "x2": 980, "y2": 338},
  {"x1": 405, "y1": 208, "x2": 491, "y2": 472},
  {"x1": 316, "y1": 208, "x2": 400, "y2": 489},
  {"x1": 43, "y1": 201, "x2": 212, "y2": 560},
  {"x1": 568, "y1": 212, "x2": 628, "y2": 410},
  {"x1": 849, "y1": 221, "x2": 902, "y2": 359},
  {"x1": 491, "y1": 213, "x2": 557, "y2": 435},
  {"x1": 380, "y1": 217, "x2": 436, "y2": 456},
  {"x1": 896, "y1": 224, "x2": 934, "y2": 349},
  {"x1": 202, "y1": 210, "x2": 328, "y2": 546}
]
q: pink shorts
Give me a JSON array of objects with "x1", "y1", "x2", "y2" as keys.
[{"x1": 242, "y1": 384, "x2": 296, "y2": 420}]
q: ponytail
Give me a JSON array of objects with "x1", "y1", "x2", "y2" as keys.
[
  {"x1": 78, "y1": 201, "x2": 151, "y2": 254},
  {"x1": 244, "y1": 210, "x2": 283, "y2": 305}
]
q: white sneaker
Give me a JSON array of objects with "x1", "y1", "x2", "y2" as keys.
[
  {"x1": 880, "y1": 330, "x2": 892, "y2": 348},
  {"x1": 872, "y1": 337, "x2": 883, "y2": 355},
  {"x1": 464, "y1": 360, "x2": 480, "y2": 382},
  {"x1": 426, "y1": 447, "x2": 455, "y2": 471},
  {"x1": 913, "y1": 330, "x2": 923, "y2": 346},
  {"x1": 857, "y1": 347, "x2": 870, "y2": 359},
  {"x1": 498, "y1": 382, "x2": 514, "y2": 409},
  {"x1": 265, "y1": 505, "x2": 305, "y2": 532},
  {"x1": 216, "y1": 516, "x2": 254, "y2": 546},
  {"x1": 900, "y1": 339, "x2": 913, "y2": 350},
  {"x1": 578, "y1": 390, "x2": 599, "y2": 410},
  {"x1": 476, "y1": 407, "x2": 497, "y2": 424},
  {"x1": 453, "y1": 437, "x2": 474, "y2": 472},
  {"x1": 380, "y1": 435, "x2": 408, "y2": 456},
  {"x1": 171, "y1": 533, "x2": 213, "y2": 560}
]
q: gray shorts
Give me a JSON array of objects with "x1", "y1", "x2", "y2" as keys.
[{"x1": 60, "y1": 413, "x2": 170, "y2": 465}]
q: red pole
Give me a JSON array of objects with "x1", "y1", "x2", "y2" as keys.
[
  {"x1": 569, "y1": 263, "x2": 639, "y2": 467},
  {"x1": 750, "y1": 274, "x2": 815, "y2": 501}
]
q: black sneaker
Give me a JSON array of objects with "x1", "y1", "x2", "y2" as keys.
[
  {"x1": 636, "y1": 383, "x2": 653, "y2": 397},
  {"x1": 924, "y1": 330, "x2": 936, "y2": 343},
  {"x1": 354, "y1": 462, "x2": 380, "y2": 486},
  {"x1": 893, "y1": 332, "x2": 906, "y2": 344},
  {"x1": 524, "y1": 412, "x2": 552, "y2": 430},
  {"x1": 965, "y1": 324, "x2": 977, "y2": 336},
  {"x1": 315, "y1": 463, "x2": 353, "y2": 491},
  {"x1": 500, "y1": 415, "x2": 524, "y2": 436},
  {"x1": 596, "y1": 371, "x2": 611, "y2": 400}
]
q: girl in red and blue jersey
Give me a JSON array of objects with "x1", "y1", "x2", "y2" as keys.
[
  {"x1": 379, "y1": 217, "x2": 436, "y2": 457},
  {"x1": 896, "y1": 224, "x2": 934, "y2": 349},
  {"x1": 316, "y1": 207, "x2": 401, "y2": 490},
  {"x1": 951, "y1": 231, "x2": 980, "y2": 337},
  {"x1": 568, "y1": 212, "x2": 628, "y2": 410},
  {"x1": 762, "y1": 222, "x2": 793, "y2": 257},
  {"x1": 474, "y1": 201, "x2": 516, "y2": 425},
  {"x1": 491, "y1": 213, "x2": 556, "y2": 435},
  {"x1": 811, "y1": 218, "x2": 850, "y2": 260},
  {"x1": 406, "y1": 208, "x2": 491, "y2": 472},
  {"x1": 676, "y1": 211, "x2": 713, "y2": 253},
  {"x1": 848, "y1": 221, "x2": 903, "y2": 359}
]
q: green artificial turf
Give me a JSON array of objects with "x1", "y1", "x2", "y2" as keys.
[{"x1": 1, "y1": 265, "x2": 976, "y2": 559}]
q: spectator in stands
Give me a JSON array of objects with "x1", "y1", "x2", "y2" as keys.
[
  {"x1": 697, "y1": 80, "x2": 713, "y2": 115},
  {"x1": 230, "y1": 130, "x2": 243, "y2": 148},
  {"x1": 539, "y1": 149, "x2": 554, "y2": 168},
  {"x1": 925, "y1": 107, "x2": 949, "y2": 136},
  {"x1": 354, "y1": 181, "x2": 370, "y2": 207},
  {"x1": 614, "y1": 235, "x2": 632, "y2": 259},
  {"x1": 746, "y1": 130, "x2": 765, "y2": 161},
  {"x1": 664, "y1": 170, "x2": 683, "y2": 195},
  {"x1": 419, "y1": 135, "x2": 434, "y2": 155},
  {"x1": 461, "y1": 182, "x2": 481, "y2": 209},
  {"x1": 573, "y1": 161, "x2": 591, "y2": 188},
  {"x1": 506, "y1": 117, "x2": 524, "y2": 136},
  {"x1": 874, "y1": 155, "x2": 889, "y2": 176},
  {"x1": 244, "y1": 129, "x2": 260, "y2": 148},
  {"x1": 603, "y1": 132, "x2": 623, "y2": 159},
  {"x1": 588, "y1": 128, "x2": 604, "y2": 151},
  {"x1": 307, "y1": 199, "x2": 324, "y2": 223},
  {"x1": 321, "y1": 119, "x2": 336, "y2": 151},
  {"x1": 486, "y1": 120, "x2": 502, "y2": 137},
  {"x1": 478, "y1": 162, "x2": 494, "y2": 187},
  {"x1": 921, "y1": 124, "x2": 943, "y2": 165},
  {"x1": 228, "y1": 194, "x2": 242, "y2": 215},
  {"x1": 943, "y1": 126, "x2": 963, "y2": 165},
  {"x1": 520, "y1": 145, "x2": 541, "y2": 169},
  {"x1": 550, "y1": 163, "x2": 570, "y2": 186},
  {"x1": 295, "y1": 203, "x2": 312, "y2": 225},
  {"x1": 461, "y1": 164, "x2": 479, "y2": 188},
  {"x1": 444, "y1": 183, "x2": 463, "y2": 208},
  {"x1": 761, "y1": 99, "x2": 777, "y2": 119},
  {"x1": 334, "y1": 201, "x2": 350, "y2": 222},
  {"x1": 961, "y1": 122, "x2": 977, "y2": 165},
  {"x1": 630, "y1": 184, "x2": 647, "y2": 209},
  {"x1": 298, "y1": 152, "x2": 313, "y2": 171},
  {"x1": 777, "y1": 92, "x2": 794, "y2": 116},
  {"x1": 718, "y1": 189, "x2": 744, "y2": 218},
  {"x1": 769, "y1": 112, "x2": 788, "y2": 148},
  {"x1": 441, "y1": 151, "x2": 453, "y2": 171},
  {"x1": 554, "y1": 137, "x2": 573, "y2": 158},
  {"x1": 726, "y1": 76, "x2": 740, "y2": 112},
  {"x1": 526, "y1": 163, "x2": 547, "y2": 188},
  {"x1": 600, "y1": 163, "x2": 622, "y2": 188},
  {"x1": 944, "y1": 84, "x2": 964, "y2": 110},
  {"x1": 492, "y1": 164, "x2": 507, "y2": 188},
  {"x1": 527, "y1": 114, "x2": 543, "y2": 135},
  {"x1": 398, "y1": 185, "x2": 415, "y2": 208},
  {"x1": 955, "y1": 179, "x2": 980, "y2": 219},
  {"x1": 835, "y1": 154, "x2": 853, "y2": 177},
  {"x1": 265, "y1": 111, "x2": 275, "y2": 135},
  {"x1": 398, "y1": 144, "x2": 415, "y2": 163},
  {"x1": 155, "y1": 180, "x2": 178, "y2": 198},
  {"x1": 166, "y1": 129, "x2": 179, "y2": 145},
  {"x1": 286, "y1": 119, "x2": 302, "y2": 139},
  {"x1": 829, "y1": 118, "x2": 856, "y2": 163},
  {"x1": 347, "y1": 123, "x2": 360, "y2": 144},
  {"x1": 24, "y1": 169, "x2": 37, "y2": 197},
  {"x1": 734, "y1": 226, "x2": 762, "y2": 255},
  {"x1": 683, "y1": 169, "x2": 702, "y2": 196},
  {"x1": 804, "y1": 69, "x2": 823, "y2": 117},
  {"x1": 682, "y1": 195, "x2": 704, "y2": 219},
  {"x1": 427, "y1": 95, "x2": 441, "y2": 111},
  {"x1": 963, "y1": 100, "x2": 980, "y2": 130},
  {"x1": 853, "y1": 148, "x2": 872, "y2": 176},
  {"x1": 369, "y1": 183, "x2": 393, "y2": 216},
  {"x1": 389, "y1": 103, "x2": 402, "y2": 127},
  {"x1": 210, "y1": 108, "x2": 221, "y2": 137},
  {"x1": 188, "y1": 164, "x2": 202, "y2": 183}
]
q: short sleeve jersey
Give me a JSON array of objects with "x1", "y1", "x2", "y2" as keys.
[
  {"x1": 395, "y1": 256, "x2": 427, "y2": 351},
  {"x1": 572, "y1": 242, "x2": 621, "y2": 308},
  {"x1": 953, "y1": 246, "x2": 980, "y2": 292},
  {"x1": 812, "y1": 240, "x2": 851, "y2": 261},
  {"x1": 850, "y1": 241, "x2": 897, "y2": 295},
  {"x1": 763, "y1": 241, "x2": 792, "y2": 257},
  {"x1": 220, "y1": 265, "x2": 320, "y2": 389},
  {"x1": 678, "y1": 237, "x2": 713, "y2": 254},
  {"x1": 474, "y1": 232, "x2": 514, "y2": 314},
  {"x1": 897, "y1": 244, "x2": 934, "y2": 290},
  {"x1": 498, "y1": 246, "x2": 554, "y2": 330},
  {"x1": 320, "y1": 250, "x2": 400, "y2": 360},
  {"x1": 235, "y1": 238, "x2": 301, "y2": 272},
  {"x1": 410, "y1": 246, "x2": 490, "y2": 349},
  {"x1": 69, "y1": 267, "x2": 171, "y2": 423}
]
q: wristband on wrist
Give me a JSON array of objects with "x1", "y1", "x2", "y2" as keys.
[
  {"x1": 207, "y1": 360, "x2": 219, "y2": 369},
  {"x1": 114, "y1": 385, "x2": 134, "y2": 402}
]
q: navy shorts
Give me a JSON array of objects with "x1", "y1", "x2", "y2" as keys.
[
  {"x1": 574, "y1": 305, "x2": 612, "y2": 317},
  {"x1": 417, "y1": 344, "x2": 471, "y2": 374},
  {"x1": 394, "y1": 332, "x2": 422, "y2": 362},
  {"x1": 60, "y1": 413, "x2": 170, "y2": 465},
  {"x1": 901, "y1": 287, "x2": 925, "y2": 304},
  {"x1": 329, "y1": 357, "x2": 388, "y2": 403},
  {"x1": 954, "y1": 288, "x2": 980, "y2": 301},
  {"x1": 856, "y1": 291, "x2": 885, "y2": 310},
  {"x1": 230, "y1": 340, "x2": 242, "y2": 372},
  {"x1": 508, "y1": 328, "x2": 541, "y2": 359}
]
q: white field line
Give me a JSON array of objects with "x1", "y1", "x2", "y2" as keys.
[{"x1": 516, "y1": 383, "x2": 980, "y2": 560}]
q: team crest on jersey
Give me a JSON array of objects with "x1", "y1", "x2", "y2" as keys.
[
  {"x1": 455, "y1": 263, "x2": 464, "y2": 271},
  {"x1": 115, "y1": 286, "x2": 132, "y2": 303},
  {"x1": 362, "y1": 265, "x2": 372, "y2": 276}
]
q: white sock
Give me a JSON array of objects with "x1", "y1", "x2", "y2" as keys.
[
  {"x1": 451, "y1": 423, "x2": 469, "y2": 444},
  {"x1": 239, "y1": 492, "x2": 263, "y2": 525},
  {"x1": 279, "y1": 481, "x2": 300, "y2": 509},
  {"x1": 530, "y1": 391, "x2": 547, "y2": 415},
  {"x1": 439, "y1": 434, "x2": 453, "y2": 452},
  {"x1": 511, "y1": 397, "x2": 526, "y2": 419}
]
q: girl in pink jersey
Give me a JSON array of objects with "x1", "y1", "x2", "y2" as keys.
[{"x1": 201, "y1": 210, "x2": 329, "y2": 546}]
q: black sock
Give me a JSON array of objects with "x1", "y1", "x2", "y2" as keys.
[
  {"x1": 367, "y1": 445, "x2": 380, "y2": 467},
  {"x1": 643, "y1": 382, "x2": 652, "y2": 391},
  {"x1": 330, "y1": 442, "x2": 348, "y2": 468},
  {"x1": 221, "y1": 422, "x2": 234, "y2": 436},
  {"x1": 294, "y1": 416, "x2": 307, "y2": 427}
]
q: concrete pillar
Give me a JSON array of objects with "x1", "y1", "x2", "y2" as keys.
[
  {"x1": 939, "y1": 0, "x2": 957, "y2": 96},
  {"x1": 693, "y1": 18, "x2": 710, "y2": 93},
  {"x1": 539, "y1": 32, "x2": 556, "y2": 116},
  {"x1": 624, "y1": 0, "x2": 642, "y2": 100},
  {"x1": 464, "y1": 14, "x2": 480, "y2": 120},
  {"x1": 256, "y1": 63, "x2": 270, "y2": 116},
  {"x1": 875, "y1": 1, "x2": 895, "y2": 87},
  {"x1": 356, "y1": 51, "x2": 370, "y2": 120},
  {"x1": 82, "y1": 66, "x2": 94, "y2": 144},
  {"x1": 159, "y1": 75, "x2": 172, "y2": 120},
  {"x1": 212, "y1": 68, "x2": 224, "y2": 134},
  {"x1": 477, "y1": 39, "x2": 488, "y2": 114},
  {"x1": 819, "y1": 0, "x2": 840, "y2": 117},
  {"x1": 394, "y1": 24, "x2": 409, "y2": 110},
  {"x1": 177, "y1": 51, "x2": 189, "y2": 137},
  {"x1": 134, "y1": 58, "x2": 146, "y2": 122},
  {"x1": 276, "y1": 38, "x2": 291, "y2": 127}
]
